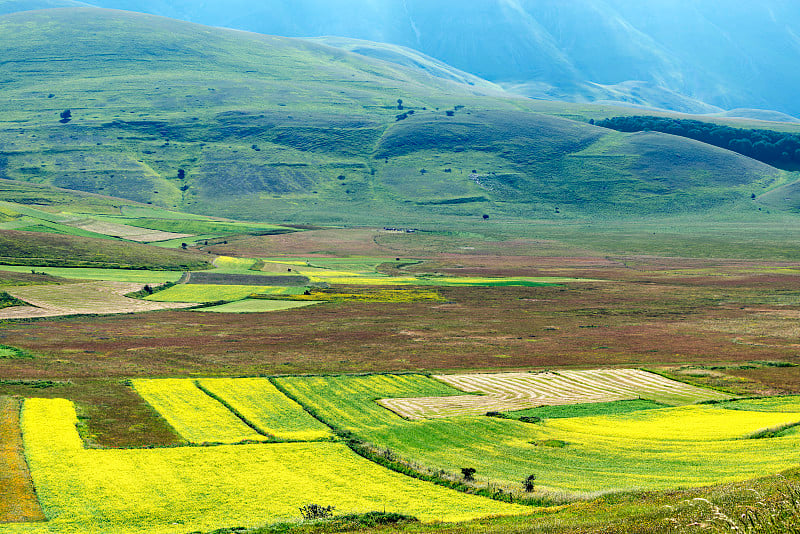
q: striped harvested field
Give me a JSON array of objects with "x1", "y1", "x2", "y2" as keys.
[
  {"x1": 0, "y1": 281, "x2": 195, "y2": 319},
  {"x1": 379, "y1": 369, "x2": 729, "y2": 419},
  {"x1": 68, "y1": 219, "x2": 193, "y2": 243}
]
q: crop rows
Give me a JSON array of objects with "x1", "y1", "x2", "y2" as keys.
[
  {"x1": 196, "y1": 378, "x2": 333, "y2": 441},
  {"x1": 379, "y1": 369, "x2": 729, "y2": 419},
  {"x1": 131, "y1": 379, "x2": 266, "y2": 444},
  {"x1": 68, "y1": 219, "x2": 193, "y2": 243}
]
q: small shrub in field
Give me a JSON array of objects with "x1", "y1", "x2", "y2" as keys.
[
  {"x1": 523, "y1": 474, "x2": 536, "y2": 492},
  {"x1": 299, "y1": 503, "x2": 335, "y2": 520},
  {"x1": 461, "y1": 467, "x2": 476, "y2": 482},
  {"x1": 519, "y1": 416, "x2": 541, "y2": 424}
]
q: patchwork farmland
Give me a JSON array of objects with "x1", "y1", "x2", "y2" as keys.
[{"x1": 4, "y1": 368, "x2": 800, "y2": 531}]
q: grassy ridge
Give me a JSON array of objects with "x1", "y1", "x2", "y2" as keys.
[
  {"x1": 0, "y1": 7, "x2": 796, "y2": 228},
  {"x1": 0, "y1": 229, "x2": 210, "y2": 269}
]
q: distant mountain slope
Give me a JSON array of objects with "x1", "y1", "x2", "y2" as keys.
[
  {"x1": 0, "y1": 7, "x2": 793, "y2": 226},
  {"x1": 305, "y1": 37, "x2": 504, "y2": 93},
  {"x1": 74, "y1": 0, "x2": 800, "y2": 118},
  {"x1": 0, "y1": 0, "x2": 90, "y2": 13}
]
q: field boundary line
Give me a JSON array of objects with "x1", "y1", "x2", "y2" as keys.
[
  {"x1": 269, "y1": 376, "x2": 545, "y2": 507},
  {"x1": 193, "y1": 380, "x2": 275, "y2": 441}
]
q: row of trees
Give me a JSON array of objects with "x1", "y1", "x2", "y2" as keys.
[{"x1": 595, "y1": 116, "x2": 800, "y2": 167}]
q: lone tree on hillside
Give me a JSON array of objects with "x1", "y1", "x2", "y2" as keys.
[
  {"x1": 461, "y1": 467, "x2": 476, "y2": 482},
  {"x1": 59, "y1": 109, "x2": 72, "y2": 123},
  {"x1": 397, "y1": 98, "x2": 404, "y2": 110}
]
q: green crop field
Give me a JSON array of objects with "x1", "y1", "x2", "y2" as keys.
[
  {"x1": 503, "y1": 399, "x2": 665, "y2": 420},
  {"x1": 276, "y1": 373, "x2": 800, "y2": 495},
  {"x1": 145, "y1": 284, "x2": 305, "y2": 303},
  {"x1": 9, "y1": 397, "x2": 527, "y2": 534}
]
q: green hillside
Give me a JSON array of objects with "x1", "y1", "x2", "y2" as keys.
[
  {"x1": 0, "y1": 7, "x2": 797, "y2": 227},
  {"x1": 0, "y1": 229, "x2": 210, "y2": 269}
]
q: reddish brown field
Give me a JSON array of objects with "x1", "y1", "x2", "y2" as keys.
[{"x1": 0, "y1": 396, "x2": 44, "y2": 523}]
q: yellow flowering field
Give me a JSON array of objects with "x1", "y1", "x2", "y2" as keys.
[
  {"x1": 544, "y1": 404, "x2": 800, "y2": 441},
  {"x1": 212, "y1": 256, "x2": 259, "y2": 270},
  {"x1": 5, "y1": 398, "x2": 528, "y2": 534},
  {"x1": 196, "y1": 378, "x2": 334, "y2": 441},
  {"x1": 131, "y1": 379, "x2": 265, "y2": 444}
]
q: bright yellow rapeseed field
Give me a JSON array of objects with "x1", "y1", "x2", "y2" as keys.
[
  {"x1": 5, "y1": 398, "x2": 528, "y2": 534},
  {"x1": 197, "y1": 378, "x2": 333, "y2": 441},
  {"x1": 131, "y1": 379, "x2": 265, "y2": 444}
]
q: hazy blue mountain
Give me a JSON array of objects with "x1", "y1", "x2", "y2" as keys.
[{"x1": 70, "y1": 0, "x2": 800, "y2": 117}]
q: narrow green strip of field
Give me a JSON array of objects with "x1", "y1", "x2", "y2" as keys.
[
  {"x1": 197, "y1": 378, "x2": 333, "y2": 440},
  {"x1": 194, "y1": 299, "x2": 321, "y2": 313},
  {"x1": 717, "y1": 395, "x2": 800, "y2": 412},
  {"x1": 503, "y1": 399, "x2": 665, "y2": 420},
  {"x1": 131, "y1": 379, "x2": 265, "y2": 444}
]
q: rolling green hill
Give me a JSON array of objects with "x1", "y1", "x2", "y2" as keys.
[{"x1": 0, "y1": 7, "x2": 798, "y2": 228}]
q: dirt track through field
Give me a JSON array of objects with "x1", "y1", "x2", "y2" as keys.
[
  {"x1": 0, "y1": 281, "x2": 196, "y2": 319},
  {"x1": 378, "y1": 369, "x2": 729, "y2": 419}
]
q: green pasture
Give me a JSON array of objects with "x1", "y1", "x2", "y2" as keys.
[
  {"x1": 0, "y1": 266, "x2": 183, "y2": 283},
  {"x1": 145, "y1": 284, "x2": 305, "y2": 303},
  {"x1": 195, "y1": 299, "x2": 321, "y2": 313},
  {"x1": 276, "y1": 374, "x2": 800, "y2": 495}
]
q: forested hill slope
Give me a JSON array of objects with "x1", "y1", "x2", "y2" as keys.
[{"x1": 0, "y1": 7, "x2": 794, "y2": 226}]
